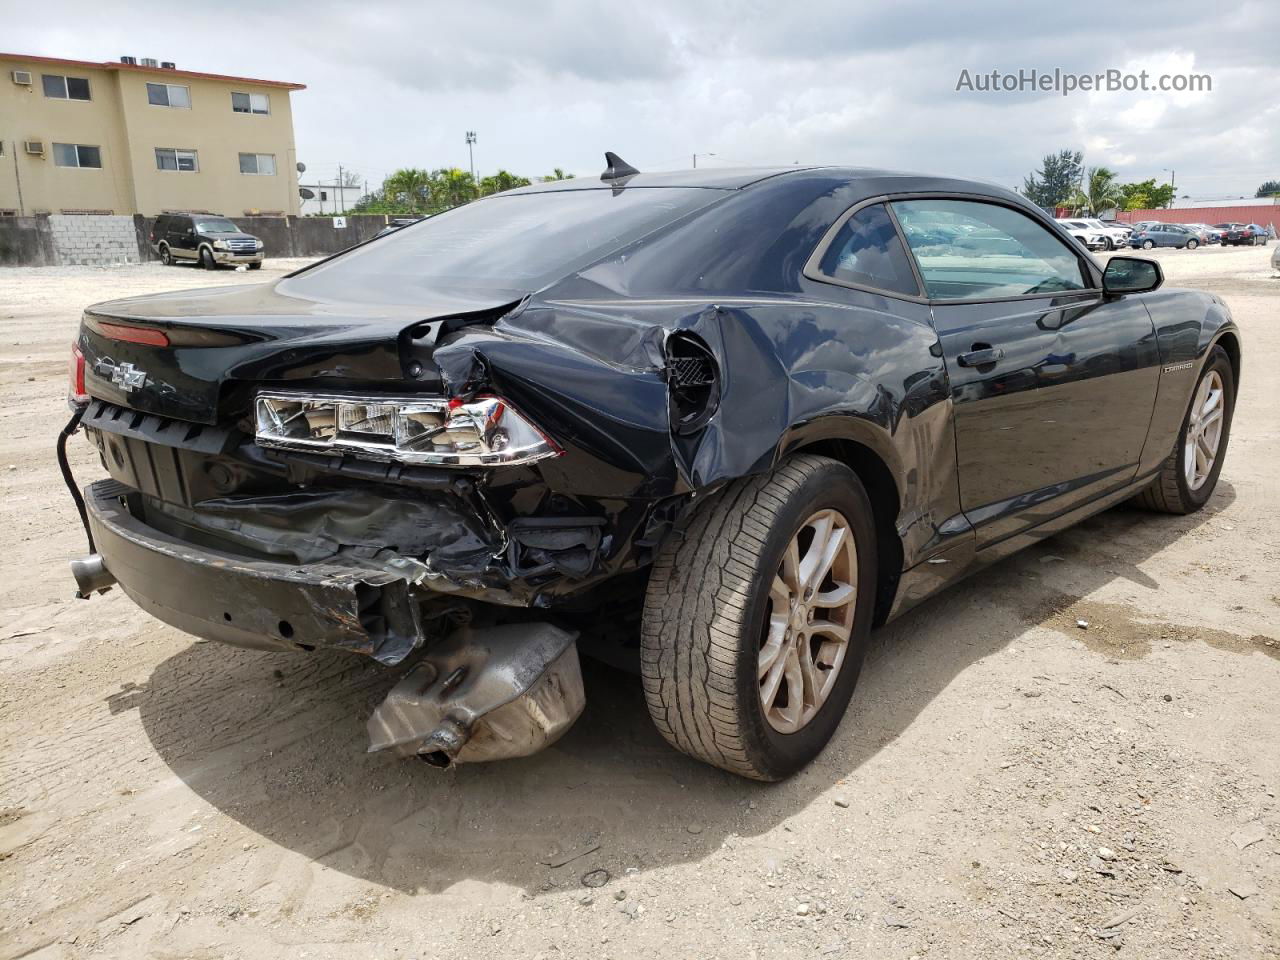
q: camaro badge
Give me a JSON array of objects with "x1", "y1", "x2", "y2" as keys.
[{"x1": 1163, "y1": 361, "x2": 1194, "y2": 373}]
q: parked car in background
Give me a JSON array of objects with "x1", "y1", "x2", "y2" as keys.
[
  {"x1": 375, "y1": 216, "x2": 427, "y2": 239},
  {"x1": 1246, "y1": 224, "x2": 1270, "y2": 246},
  {"x1": 1215, "y1": 223, "x2": 1264, "y2": 246},
  {"x1": 1182, "y1": 224, "x2": 1217, "y2": 245},
  {"x1": 149, "y1": 214, "x2": 264, "y2": 269},
  {"x1": 1054, "y1": 219, "x2": 1109, "y2": 250},
  {"x1": 1129, "y1": 223, "x2": 1201, "y2": 250},
  {"x1": 1187, "y1": 223, "x2": 1224, "y2": 244},
  {"x1": 65, "y1": 161, "x2": 1240, "y2": 780},
  {"x1": 1069, "y1": 217, "x2": 1130, "y2": 250}
]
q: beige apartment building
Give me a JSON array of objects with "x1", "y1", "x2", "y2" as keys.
[{"x1": 0, "y1": 52, "x2": 305, "y2": 217}]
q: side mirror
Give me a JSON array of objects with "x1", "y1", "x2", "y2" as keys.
[{"x1": 1102, "y1": 256, "x2": 1163, "y2": 295}]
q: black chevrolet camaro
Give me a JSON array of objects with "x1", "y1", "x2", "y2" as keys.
[{"x1": 62, "y1": 157, "x2": 1240, "y2": 780}]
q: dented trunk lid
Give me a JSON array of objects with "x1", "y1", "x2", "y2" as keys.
[{"x1": 78, "y1": 280, "x2": 521, "y2": 425}]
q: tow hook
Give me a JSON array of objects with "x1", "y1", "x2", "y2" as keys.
[
  {"x1": 366, "y1": 622, "x2": 585, "y2": 766},
  {"x1": 70, "y1": 553, "x2": 116, "y2": 598}
]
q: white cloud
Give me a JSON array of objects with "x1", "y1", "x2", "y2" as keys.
[{"x1": 7, "y1": 0, "x2": 1276, "y2": 199}]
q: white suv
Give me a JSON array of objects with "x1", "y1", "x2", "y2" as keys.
[{"x1": 1055, "y1": 219, "x2": 1111, "y2": 251}]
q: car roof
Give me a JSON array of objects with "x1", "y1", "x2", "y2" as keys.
[{"x1": 507, "y1": 165, "x2": 1019, "y2": 198}]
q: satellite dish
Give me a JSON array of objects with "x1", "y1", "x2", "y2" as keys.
[
  {"x1": 298, "y1": 188, "x2": 315, "y2": 200},
  {"x1": 296, "y1": 161, "x2": 306, "y2": 174}
]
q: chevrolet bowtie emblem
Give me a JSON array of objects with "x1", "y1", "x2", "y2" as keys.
[{"x1": 99, "y1": 360, "x2": 148, "y2": 393}]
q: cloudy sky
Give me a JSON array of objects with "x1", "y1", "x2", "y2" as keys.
[{"x1": 9, "y1": 0, "x2": 1277, "y2": 199}]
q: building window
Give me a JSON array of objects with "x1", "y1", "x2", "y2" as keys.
[
  {"x1": 147, "y1": 82, "x2": 191, "y2": 108},
  {"x1": 239, "y1": 153, "x2": 276, "y2": 175},
  {"x1": 231, "y1": 92, "x2": 270, "y2": 115},
  {"x1": 320, "y1": 191, "x2": 328, "y2": 201},
  {"x1": 42, "y1": 74, "x2": 91, "y2": 100},
  {"x1": 53, "y1": 143, "x2": 102, "y2": 168},
  {"x1": 155, "y1": 148, "x2": 199, "y2": 172}
]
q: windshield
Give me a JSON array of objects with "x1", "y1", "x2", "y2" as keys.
[
  {"x1": 195, "y1": 218, "x2": 241, "y2": 234},
  {"x1": 283, "y1": 187, "x2": 727, "y2": 302}
]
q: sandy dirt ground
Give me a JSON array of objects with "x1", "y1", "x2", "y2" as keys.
[{"x1": 1, "y1": 246, "x2": 1277, "y2": 959}]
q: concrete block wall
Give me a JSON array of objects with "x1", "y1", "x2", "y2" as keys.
[{"x1": 47, "y1": 215, "x2": 142, "y2": 266}]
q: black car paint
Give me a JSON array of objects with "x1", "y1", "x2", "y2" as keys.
[{"x1": 74, "y1": 167, "x2": 1240, "y2": 662}]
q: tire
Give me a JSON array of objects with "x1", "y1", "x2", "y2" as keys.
[
  {"x1": 1105, "y1": 238, "x2": 1115, "y2": 251},
  {"x1": 199, "y1": 246, "x2": 216, "y2": 270},
  {"x1": 641, "y1": 454, "x2": 877, "y2": 781},
  {"x1": 1187, "y1": 239, "x2": 1198, "y2": 250},
  {"x1": 158, "y1": 244, "x2": 172, "y2": 266},
  {"x1": 1142, "y1": 239, "x2": 1155, "y2": 249},
  {"x1": 1135, "y1": 345, "x2": 1234, "y2": 514},
  {"x1": 248, "y1": 262, "x2": 262, "y2": 270}
]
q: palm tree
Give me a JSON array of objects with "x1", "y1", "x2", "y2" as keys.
[
  {"x1": 544, "y1": 167, "x2": 574, "y2": 181},
  {"x1": 427, "y1": 168, "x2": 478, "y2": 212},
  {"x1": 382, "y1": 168, "x2": 432, "y2": 214},
  {"x1": 479, "y1": 170, "x2": 532, "y2": 196},
  {"x1": 1083, "y1": 167, "x2": 1125, "y2": 217}
]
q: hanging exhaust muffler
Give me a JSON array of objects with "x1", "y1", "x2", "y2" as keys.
[
  {"x1": 366, "y1": 622, "x2": 584, "y2": 766},
  {"x1": 70, "y1": 553, "x2": 116, "y2": 598}
]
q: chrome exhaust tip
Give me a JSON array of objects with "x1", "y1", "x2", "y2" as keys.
[{"x1": 70, "y1": 554, "x2": 116, "y2": 598}]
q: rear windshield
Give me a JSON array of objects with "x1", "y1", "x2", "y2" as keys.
[{"x1": 283, "y1": 187, "x2": 726, "y2": 302}]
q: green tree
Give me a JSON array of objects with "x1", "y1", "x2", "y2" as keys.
[
  {"x1": 382, "y1": 168, "x2": 434, "y2": 214},
  {"x1": 1257, "y1": 179, "x2": 1280, "y2": 198},
  {"x1": 1081, "y1": 167, "x2": 1125, "y2": 216},
  {"x1": 426, "y1": 167, "x2": 478, "y2": 211},
  {"x1": 543, "y1": 167, "x2": 574, "y2": 181},
  {"x1": 1022, "y1": 150, "x2": 1084, "y2": 209},
  {"x1": 1147, "y1": 182, "x2": 1176, "y2": 209},
  {"x1": 1117, "y1": 179, "x2": 1153, "y2": 211},
  {"x1": 478, "y1": 169, "x2": 532, "y2": 196}
]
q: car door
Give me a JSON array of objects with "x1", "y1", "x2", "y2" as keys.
[
  {"x1": 890, "y1": 196, "x2": 1162, "y2": 548},
  {"x1": 173, "y1": 216, "x2": 195, "y2": 258}
]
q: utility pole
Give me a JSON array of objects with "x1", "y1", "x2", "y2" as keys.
[
  {"x1": 693, "y1": 152, "x2": 715, "y2": 169},
  {"x1": 337, "y1": 164, "x2": 346, "y2": 214},
  {"x1": 466, "y1": 131, "x2": 477, "y2": 184}
]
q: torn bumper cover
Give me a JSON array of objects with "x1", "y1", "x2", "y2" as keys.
[
  {"x1": 83, "y1": 479, "x2": 424, "y2": 664},
  {"x1": 366, "y1": 622, "x2": 584, "y2": 764}
]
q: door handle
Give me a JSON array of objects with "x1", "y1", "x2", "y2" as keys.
[{"x1": 957, "y1": 346, "x2": 1005, "y2": 367}]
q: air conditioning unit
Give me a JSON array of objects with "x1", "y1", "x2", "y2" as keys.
[
  {"x1": 11, "y1": 70, "x2": 33, "y2": 85},
  {"x1": 120, "y1": 56, "x2": 137, "y2": 65},
  {"x1": 161, "y1": 61, "x2": 176, "y2": 70},
  {"x1": 24, "y1": 140, "x2": 45, "y2": 156},
  {"x1": 140, "y1": 57, "x2": 158, "y2": 68}
]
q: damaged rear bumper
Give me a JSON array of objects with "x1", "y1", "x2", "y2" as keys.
[{"x1": 84, "y1": 479, "x2": 423, "y2": 664}]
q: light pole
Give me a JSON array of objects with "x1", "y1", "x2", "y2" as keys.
[
  {"x1": 1163, "y1": 168, "x2": 1176, "y2": 208},
  {"x1": 466, "y1": 131, "x2": 477, "y2": 184},
  {"x1": 692, "y1": 152, "x2": 715, "y2": 168}
]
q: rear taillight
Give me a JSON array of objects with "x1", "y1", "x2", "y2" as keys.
[
  {"x1": 96, "y1": 321, "x2": 169, "y2": 347},
  {"x1": 68, "y1": 343, "x2": 88, "y2": 405}
]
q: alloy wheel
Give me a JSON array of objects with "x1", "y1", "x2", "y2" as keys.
[
  {"x1": 1184, "y1": 370, "x2": 1225, "y2": 491},
  {"x1": 758, "y1": 509, "x2": 857, "y2": 734}
]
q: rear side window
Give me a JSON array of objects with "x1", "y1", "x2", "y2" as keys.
[
  {"x1": 892, "y1": 199, "x2": 1088, "y2": 300},
  {"x1": 813, "y1": 203, "x2": 919, "y2": 296}
]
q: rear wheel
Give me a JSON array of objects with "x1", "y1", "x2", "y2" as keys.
[
  {"x1": 248, "y1": 261, "x2": 262, "y2": 270},
  {"x1": 641, "y1": 454, "x2": 877, "y2": 780},
  {"x1": 1187, "y1": 239, "x2": 1198, "y2": 250},
  {"x1": 159, "y1": 244, "x2": 172, "y2": 266},
  {"x1": 1135, "y1": 345, "x2": 1234, "y2": 514}
]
